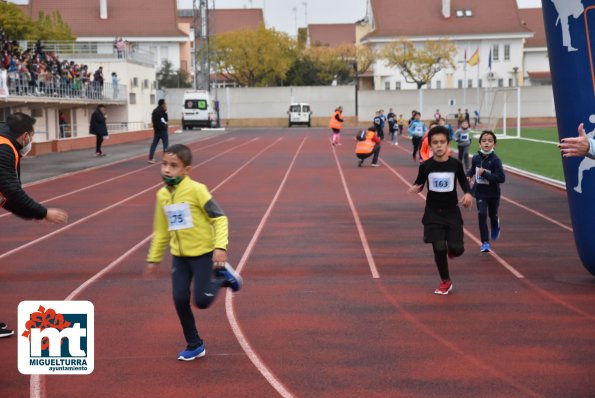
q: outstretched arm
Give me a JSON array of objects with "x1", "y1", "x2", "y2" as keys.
[{"x1": 559, "y1": 123, "x2": 594, "y2": 159}]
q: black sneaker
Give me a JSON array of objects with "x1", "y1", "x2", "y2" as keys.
[{"x1": 0, "y1": 322, "x2": 14, "y2": 338}]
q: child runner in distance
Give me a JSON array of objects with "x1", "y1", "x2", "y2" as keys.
[
  {"x1": 454, "y1": 120, "x2": 472, "y2": 172},
  {"x1": 408, "y1": 126, "x2": 472, "y2": 295},
  {"x1": 466, "y1": 131, "x2": 505, "y2": 253},
  {"x1": 329, "y1": 106, "x2": 344, "y2": 146},
  {"x1": 144, "y1": 144, "x2": 242, "y2": 361}
]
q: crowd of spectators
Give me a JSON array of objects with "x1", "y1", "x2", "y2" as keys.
[{"x1": 0, "y1": 27, "x2": 110, "y2": 99}]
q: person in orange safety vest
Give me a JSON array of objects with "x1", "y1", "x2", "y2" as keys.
[
  {"x1": 328, "y1": 106, "x2": 344, "y2": 145},
  {"x1": 355, "y1": 126, "x2": 381, "y2": 167}
]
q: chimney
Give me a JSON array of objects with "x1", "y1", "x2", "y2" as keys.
[
  {"x1": 442, "y1": 0, "x2": 450, "y2": 19},
  {"x1": 100, "y1": 0, "x2": 108, "y2": 19}
]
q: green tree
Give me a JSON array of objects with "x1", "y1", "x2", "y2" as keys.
[
  {"x1": 29, "y1": 11, "x2": 75, "y2": 41},
  {"x1": 381, "y1": 38, "x2": 456, "y2": 89},
  {"x1": 157, "y1": 60, "x2": 192, "y2": 88},
  {"x1": 0, "y1": 2, "x2": 32, "y2": 40},
  {"x1": 213, "y1": 24, "x2": 297, "y2": 87}
]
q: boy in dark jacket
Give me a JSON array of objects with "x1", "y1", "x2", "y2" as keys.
[
  {"x1": 466, "y1": 131, "x2": 505, "y2": 252},
  {"x1": 89, "y1": 104, "x2": 108, "y2": 156},
  {"x1": 148, "y1": 99, "x2": 169, "y2": 163}
]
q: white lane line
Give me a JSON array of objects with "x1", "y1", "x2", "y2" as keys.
[
  {"x1": 330, "y1": 146, "x2": 380, "y2": 279},
  {"x1": 390, "y1": 143, "x2": 572, "y2": 232},
  {"x1": 2, "y1": 138, "x2": 259, "y2": 260},
  {"x1": 2, "y1": 138, "x2": 234, "y2": 219},
  {"x1": 22, "y1": 134, "x2": 227, "y2": 188},
  {"x1": 380, "y1": 159, "x2": 525, "y2": 279},
  {"x1": 30, "y1": 136, "x2": 284, "y2": 398},
  {"x1": 225, "y1": 138, "x2": 308, "y2": 398},
  {"x1": 500, "y1": 195, "x2": 572, "y2": 232}
]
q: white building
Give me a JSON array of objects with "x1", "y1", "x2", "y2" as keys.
[{"x1": 361, "y1": 0, "x2": 534, "y2": 105}]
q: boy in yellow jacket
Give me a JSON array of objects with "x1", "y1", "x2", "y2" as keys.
[{"x1": 144, "y1": 144, "x2": 242, "y2": 361}]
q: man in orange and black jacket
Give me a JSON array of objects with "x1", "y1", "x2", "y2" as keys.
[{"x1": 0, "y1": 112, "x2": 68, "y2": 338}]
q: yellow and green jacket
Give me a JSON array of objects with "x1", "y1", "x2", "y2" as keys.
[{"x1": 146, "y1": 176, "x2": 228, "y2": 263}]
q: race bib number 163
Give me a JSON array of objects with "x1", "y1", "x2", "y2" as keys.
[{"x1": 428, "y1": 172, "x2": 455, "y2": 192}]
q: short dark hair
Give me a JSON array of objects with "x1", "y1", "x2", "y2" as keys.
[
  {"x1": 480, "y1": 130, "x2": 497, "y2": 143},
  {"x1": 6, "y1": 112, "x2": 35, "y2": 137},
  {"x1": 158, "y1": 99, "x2": 166, "y2": 106},
  {"x1": 428, "y1": 125, "x2": 450, "y2": 143},
  {"x1": 165, "y1": 144, "x2": 192, "y2": 166}
]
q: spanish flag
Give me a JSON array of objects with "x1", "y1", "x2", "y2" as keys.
[{"x1": 468, "y1": 48, "x2": 479, "y2": 66}]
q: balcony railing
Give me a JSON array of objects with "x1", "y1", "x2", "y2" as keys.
[
  {"x1": 26, "y1": 40, "x2": 156, "y2": 67},
  {"x1": 4, "y1": 72, "x2": 127, "y2": 101}
]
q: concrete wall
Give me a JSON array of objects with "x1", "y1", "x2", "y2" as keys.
[{"x1": 164, "y1": 85, "x2": 556, "y2": 125}]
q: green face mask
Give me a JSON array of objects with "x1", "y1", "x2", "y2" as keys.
[{"x1": 162, "y1": 175, "x2": 183, "y2": 186}]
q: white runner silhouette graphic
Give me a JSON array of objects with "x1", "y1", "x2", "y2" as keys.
[
  {"x1": 551, "y1": 0, "x2": 585, "y2": 51},
  {"x1": 574, "y1": 114, "x2": 595, "y2": 193}
]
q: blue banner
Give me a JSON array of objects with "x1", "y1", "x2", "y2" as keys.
[{"x1": 542, "y1": 0, "x2": 595, "y2": 275}]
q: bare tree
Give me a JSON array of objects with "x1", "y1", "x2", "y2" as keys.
[{"x1": 381, "y1": 38, "x2": 456, "y2": 89}]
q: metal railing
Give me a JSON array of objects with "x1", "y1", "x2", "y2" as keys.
[
  {"x1": 59, "y1": 122, "x2": 149, "y2": 139},
  {"x1": 5, "y1": 72, "x2": 127, "y2": 101},
  {"x1": 26, "y1": 41, "x2": 156, "y2": 66}
]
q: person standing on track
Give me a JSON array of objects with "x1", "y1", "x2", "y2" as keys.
[
  {"x1": 408, "y1": 126, "x2": 472, "y2": 295},
  {"x1": 0, "y1": 112, "x2": 69, "y2": 338},
  {"x1": 148, "y1": 99, "x2": 169, "y2": 164},
  {"x1": 467, "y1": 131, "x2": 505, "y2": 253},
  {"x1": 89, "y1": 104, "x2": 108, "y2": 157},
  {"x1": 454, "y1": 120, "x2": 472, "y2": 172},
  {"x1": 143, "y1": 144, "x2": 242, "y2": 361},
  {"x1": 329, "y1": 106, "x2": 344, "y2": 146},
  {"x1": 408, "y1": 111, "x2": 427, "y2": 162}
]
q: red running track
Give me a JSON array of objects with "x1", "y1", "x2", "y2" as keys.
[{"x1": 0, "y1": 128, "x2": 594, "y2": 398}]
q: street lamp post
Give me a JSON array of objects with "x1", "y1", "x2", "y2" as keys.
[{"x1": 354, "y1": 61, "x2": 359, "y2": 118}]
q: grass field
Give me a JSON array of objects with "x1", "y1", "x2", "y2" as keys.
[{"x1": 460, "y1": 127, "x2": 565, "y2": 183}]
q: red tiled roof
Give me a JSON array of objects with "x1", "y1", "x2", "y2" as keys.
[
  {"x1": 518, "y1": 8, "x2": 546, "y2": 48},
  {"x1": 178, "y1": 9, "x2": 264, "y2": 34},
  {"x1": 308, "y1": 23, "x2": 356, "y2": 47},
  {"x1": 18, "y1": 0, "x2": 186, "y2": 38},
  {"x1": 366, "y1": 0, "x2": 531, "y2": 38}
]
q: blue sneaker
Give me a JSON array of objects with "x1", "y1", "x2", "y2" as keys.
[
  {"x1": 177, "y1": 343, "x2": 206, "y2": 361},
  {"x1": 491, "y1": 218, "x2": 501, "y2": 241},
  {"x1": 216, "y1": 262, "x2": 243, "y2": 292},
  {"x1": 480, "y1": 242, "x2": 491, "y2": 253}
]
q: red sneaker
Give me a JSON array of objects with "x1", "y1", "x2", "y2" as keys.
[{"x1": 434, "y1": 280, "x2": 453, "y2": 295}]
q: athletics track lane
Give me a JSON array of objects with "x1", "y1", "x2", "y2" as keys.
[{"x1": 0, "y1": 128, "x2": 594, "y2": 397}]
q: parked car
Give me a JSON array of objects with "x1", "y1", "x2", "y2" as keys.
[{"x1": 287, "y1": 103, "x2": 312, "y2": 127}]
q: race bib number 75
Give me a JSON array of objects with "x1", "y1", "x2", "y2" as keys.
[
  {"x1": 428, "y1": 172, "x2": 455, "y2": 192},
  {"x1": 164, "y1": 203, "x2": 193, "y2": 231}
]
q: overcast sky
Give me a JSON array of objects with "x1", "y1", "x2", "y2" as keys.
[{"x1": 178, "y1": 0, "x2": 542, "y2": 36}]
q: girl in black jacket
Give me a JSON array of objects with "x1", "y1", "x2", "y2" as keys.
[{"x1": 466, "y1": 131, "x2": 506, "y2": 252}]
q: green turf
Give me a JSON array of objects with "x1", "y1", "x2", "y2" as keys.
[
  {"x1": 496, "y1": 127, "x2": 559, "y2": 142},
  {"x1": 453, "y1": 127, "x2": 565, "y2": 182}
]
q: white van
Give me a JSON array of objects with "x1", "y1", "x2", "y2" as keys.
[
  {"x1": 181, "y1": 90, "x2": 218, "y2": 129},
  {"x1": 287, "y1": 103, "x2": 312, "y2": 127}
]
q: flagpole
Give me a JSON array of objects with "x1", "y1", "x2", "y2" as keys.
[
  {"x1": 476, "y1": 53, "x2": 480, "y2": 112},
  {"x1": 463, "y1": 47, "x2": 467, "y2": 107}
]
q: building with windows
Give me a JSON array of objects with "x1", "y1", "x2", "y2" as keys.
[
  {"x1": 361, "y1": 0, "x2": 533, "y2": 94},
  {"x1": 518, "y1": 7, "x2": 551, "y2": 86}
]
